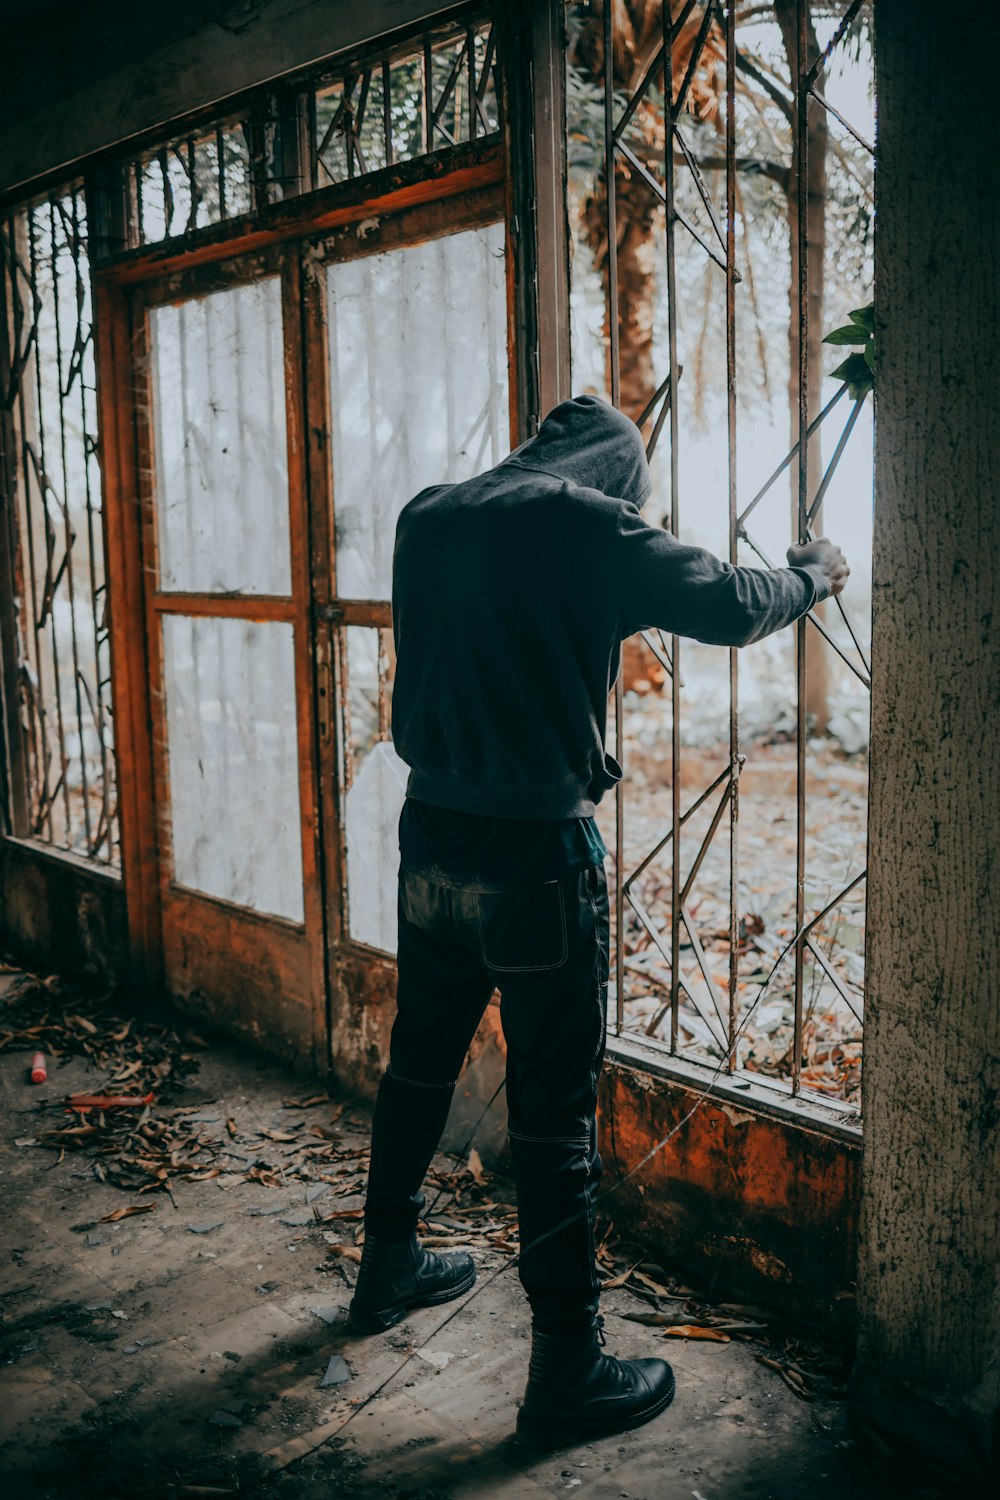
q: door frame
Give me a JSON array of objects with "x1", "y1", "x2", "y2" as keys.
[
  {"x1": 299, "y1": 178, "x2": 512, "y2": 1074},
  {"x1": 123, "y1": 243, "x2": 326, "y2": 1063},
  {"x1": 92, "y1": 145, "x2": 511, "y2": 1073}
]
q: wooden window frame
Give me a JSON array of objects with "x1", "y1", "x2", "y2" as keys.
[{"x1": 92, "y1": 139, "x2": 511, "y2": 1067}]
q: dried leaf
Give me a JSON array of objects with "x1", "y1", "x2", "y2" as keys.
[
  {"x1": 622, "y1": 1310, "x2": 695, "y2": 1327},
  {"x1": 662, "y1": 1325, "x2": 730, "y2": 1342},
  {"x1": 631, "y1": 1269, "x2": 676, "y2": 1298},
  {"x1": 326, "y1": 1243, "x2": 362, "y2": 1263},
  {"x1": 244, "y1": 1165, "x2": 281, "y2": 1186},
  {"x1": 467, "y1": 1148, "x2": 484, "y2": 1185},
  {"x1": 99, "y1": 1204, "x2": 156, "y2": 1222},
  {"x1": 600, "y1": 1259, "x2": 643, "y2": 1290}
]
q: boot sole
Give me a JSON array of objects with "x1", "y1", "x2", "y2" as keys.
[
  {"x1": 514, "y1": 1367, "x2": 676, "y2": 1450},
  {"x1": 348, "y1": 1264, "x2": 478, "y2": 1335}
]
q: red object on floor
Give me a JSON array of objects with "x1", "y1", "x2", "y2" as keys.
[
  {"x1": 65, "y1": 1092, "x2": 155, "y2": 1110},
  {"x1": 30, "y1": 1053, "x2": 47, "y2": 1084}
]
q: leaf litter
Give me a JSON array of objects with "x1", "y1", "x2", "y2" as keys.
[
  {"x1": 1, "y1": 961, "x2": 849, "y2": 1410},
  {"x1": 0, "y1": 967, "x2": 357, "y2": 1204}
]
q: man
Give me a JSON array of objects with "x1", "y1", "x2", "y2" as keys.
[{"x1": 349, "y1": 394, "x2": 849, "y2": 1449}]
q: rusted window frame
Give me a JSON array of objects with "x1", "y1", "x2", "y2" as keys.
[
  {"x1": 91, "y1": 93, "x2": 509, "y2": 1055},
  {"x1": 118, "y1": 242, "x2": 325, "y2": 1057},
  {"x1": 299, "y1": 176, "x2": 511, "y2": 1045}
]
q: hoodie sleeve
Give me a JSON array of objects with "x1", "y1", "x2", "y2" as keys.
[{"x1": 616, "y1": 504, "x2": 831, "y2": 647}]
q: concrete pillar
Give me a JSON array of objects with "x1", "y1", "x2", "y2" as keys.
[{"x1": 853, "y1": 0, "x2": 1000, "y2": 1476}]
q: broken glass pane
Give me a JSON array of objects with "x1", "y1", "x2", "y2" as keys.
[
  {"x1": 430, "y1": 34, "x2": 473, "y2": 149},
  {"x1": 312, "y1": 21, "x2": 499, "y2": 184},
  {"x1": 473, "y1": 25, "x2": 500, "y2": 134},
  {"x1": 2, "y1": 188, "x2": 118, "y2": 864},
  {"x1": 135, "y1": 124, "x2": 252, "y2": 243},
  {"x1": 162, "y1": 615, "x2": 304, "y2": 922},
  {"x1": 326, "y1": 220, "x2": 509, "y2": 600},
  {"x1": 150, "y1": 277, "x2": 291, "y2": 596},
  {"x1": 344, "y1": 625, "x2": 404, "y2": 952}
]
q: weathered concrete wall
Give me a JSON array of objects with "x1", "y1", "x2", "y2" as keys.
[{"x1": 853, "y1": 0, "x2": 1000, "y2": 1475}]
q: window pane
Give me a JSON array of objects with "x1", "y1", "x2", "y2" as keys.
[
  {"x1": 162, "y1": 615, "x2": 304, "y2": 922},
  {"x1": 326, "y1": 221, "x2": 509, "y2": 600},
  {"x1": 343, "y1": 625, "x2": 404, "y2": 952},
  {"x1": 1, "y1": 188, "x2": 118, "y2": 864},
  {"x1": 313, "y1": 21, "x2": 500, "y2": 186},
  {"x1": 564, "y1": 0, "x2": 873, "y2": 1109},
  {"x1": 150, "y1": 279, "x2": 291, "y2": 595},
  {"x1": 136, "y1": 125, "x2": 252, "y2": 244}
]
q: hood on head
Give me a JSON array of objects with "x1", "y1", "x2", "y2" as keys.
[{"x1": 503, "y1": 393, "x2": 651, "y2": 507}]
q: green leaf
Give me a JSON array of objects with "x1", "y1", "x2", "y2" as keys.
[
  {"x1": 823, "y1": 324, "x2": 870, "y2": 346},
  {"x1": 863, "y1": 341, "x2": 876, "y2": 374},
  {"x1": 830, "y1": 350, "x2": 874, "y2": 400},
  {"x1": 848, "y1": 302, "x2": 875, "y2": 333}
]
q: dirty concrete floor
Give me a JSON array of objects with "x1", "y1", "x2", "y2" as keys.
[{"x1": 1, "y1": 1038, "x2": 898, "y2": 1500}]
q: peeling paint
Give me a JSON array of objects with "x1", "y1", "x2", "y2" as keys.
[
  {"x1": 597, "y1": 1062, "x2": 859, "y2": 1334},
  {"x1": 716, "y1": 1100, "x2": 757, "y2": 1128}
]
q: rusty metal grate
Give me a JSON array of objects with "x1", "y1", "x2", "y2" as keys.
[
  {"x1": 0, "y1": 185, "x2": 118, "y2": 864},
  {"x1": 97, "y1": 8, "x2": 502, "y2": 254},
  {"x1": 128, "y1": 117, "x2": 257, "y2": 245},
  {"x1": 567, "y1": 0, "x2": 874, "y2": 1112},
  {"x1": 313, "y1": 16, "x2": 500, "y2": 187}
]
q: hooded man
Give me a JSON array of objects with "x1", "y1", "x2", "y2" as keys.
[{"x1": 349, "y1": 394, "x2": 849, "y2": 1448}]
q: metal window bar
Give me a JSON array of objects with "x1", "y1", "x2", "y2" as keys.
[
  {"x1": 118, "y1": 116, "x2": 258, "y2": 247},
  {"x1": 0, "y1": 187, "x2": 118, "y2": 864},
  {"x1": 314, "y1": 17, "x2": 499, "y2": 190},
  {"x1": 590, "y1": 0, "x2": 873, "y2": 1112},
  {"x1": 81, "y1": 11, "x2": 500, "y2": 256}
]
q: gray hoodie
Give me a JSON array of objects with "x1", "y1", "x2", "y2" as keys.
[{"x1": 391, "y1": 395, "x2": 828, "y2": 820}]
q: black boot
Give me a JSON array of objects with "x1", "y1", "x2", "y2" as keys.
[
  {"x1": 515, "y1": 1316, "x2": 675, "y2": 1449},
  {"x1": 348, "y1": 1231, "x2": 477, "y2": 1334}
]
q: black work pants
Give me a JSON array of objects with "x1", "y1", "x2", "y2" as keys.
[{"x1": 363, "y1": 862, "x2": 610, "y2": 1332}]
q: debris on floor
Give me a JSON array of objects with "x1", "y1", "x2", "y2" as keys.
[{"x1": 0, "y1": 964, "x2": 927, "y2": 1497}]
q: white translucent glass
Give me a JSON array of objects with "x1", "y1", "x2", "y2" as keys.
[
  {"x1": 151, "y1": 279, "x2": 291, "y2": 595},
  {"x1": 346, "y1": 740, "x2": 408, "y2": 952},
  {"x1": 344, "y1": 626, "x2": 405, "y2": 953},
  {"x1": 162, "y1": 615, "x2": 304, "y2": 922},
  {"x1": 327, "y1": 222, "x2": 509, "y2": 599}
]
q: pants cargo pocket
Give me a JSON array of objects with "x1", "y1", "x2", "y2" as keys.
[{"x1": 474, "y1": 881, "x2": 568, "y2": 973}]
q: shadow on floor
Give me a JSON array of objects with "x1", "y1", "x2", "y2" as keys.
[{"x1": 0, "y1": 996, "x2": 924, "y2": 1500}]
